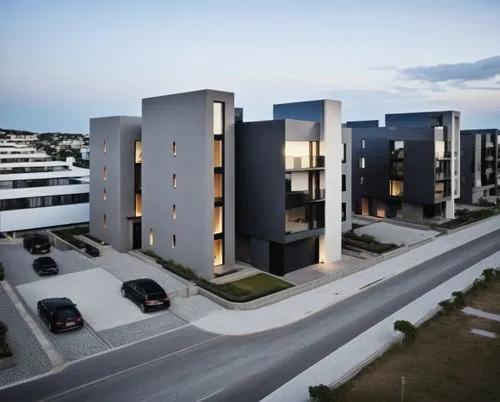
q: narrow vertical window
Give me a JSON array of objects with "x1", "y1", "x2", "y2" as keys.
[
  {"x1": 213, "y1": 102, "x2": 224, "y2": 135},
  {"x1": 103, "y1": 214, "x2": 107, "y2": 229},
  {"x1": 172, "y1": 141, "x2": 176, "y2": 157},
  {"x1": 360, "y1": 157, "x2": 365, "y2": 169},
  {"x1": 342, "y1": 203, "x2": 347, "y2": 222},
  {"x1": 361, "y1": 139, "x2": 365, "y2": 149},
  {"x1": 172, "y1": 234, "x2": 176, "y2": 248},
  {"x1": 149, "y1": 229, "x2": 154, "y2": 246},
  {"x1": 103, "y1": 140, "x2": 107, "y2": 153},
  {"x1": 360, "y1": 176, "x2": 364, "y2": 185},
  {"x1": 103, "y1": 188, "x2": 107, "y2": 201},
  {"x1": 103, "y1": 166, "x2": 107, "y2": 180},
  {"x1": 172, "y1": 204, "x2": 176, "y2": 219},
  {"x1": 172, "y1": 174, "x2": 176, "y2": 189},
  {"x1": 342, "y1": 175, "x2": 346, "y2": 191},
  {"x1": 342, "y1": 143, "x2": 346, "y2": 163},
  {"x1": 135, "y1": 141, "x2": 142, "y2": 163}
]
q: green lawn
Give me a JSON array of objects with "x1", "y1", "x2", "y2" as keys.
[{"x1": 228, "y1": 273, "x2": 294, "y2": 295}]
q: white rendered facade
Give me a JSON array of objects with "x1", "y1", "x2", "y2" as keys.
[{"x1": 0, "y1": 138, "x2": 89, "y2": 232}]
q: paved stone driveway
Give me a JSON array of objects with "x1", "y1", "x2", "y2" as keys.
[{"x1": 354, "y1": 221, "x2": 440, "y2": 246}]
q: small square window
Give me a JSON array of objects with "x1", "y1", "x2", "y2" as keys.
[
  {"x1": 360, "y1": 157, "x2": 365, "y2": 169},
  {"x1": 172, "y1": 173, "x2": 176, "y2": 189},
  {"x1": 361, "y1": 139, "x2": 365, "y2": 149},
  {"x1": 103, "y1": 188, "x2": 107, "y2": 201},
  {"x1": 149, "y1": 229, "x2": 154, "y2": 246},
  {"x1": 172, "y1": 234, "x2": 176, "y2": 248},
  {"x1": 103, "y1": 214, "x2": 107, "y2": 229}
]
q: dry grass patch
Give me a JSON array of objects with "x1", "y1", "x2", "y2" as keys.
[{"x1": 332, "y1": 282, "x2": 500, "y2": 402}]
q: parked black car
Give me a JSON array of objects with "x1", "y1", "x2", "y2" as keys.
[
  {"x1": 23, "y1": 234, "x2": 51, "y2": 254},
  {"x1": 33, "y1": 257, "x2": 59, "y2": 276},
  {"x1": 37, "y1": 298, "x2": 84, "y2": 333},
  {"x1": 121, "y1": 278, "x2": 170, "y2": 312}
]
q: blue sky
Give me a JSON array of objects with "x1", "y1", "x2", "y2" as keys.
[{"x1": 1, "y1": 0, "x2": 499, "y2": 133}]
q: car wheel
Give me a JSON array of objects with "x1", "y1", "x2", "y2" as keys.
[{"x1": 140, "y1": 303, "x2": 146, "y2": 313}]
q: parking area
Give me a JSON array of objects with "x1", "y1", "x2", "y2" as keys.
[{"x1": 353, "y1": 221, "x2": 440, "y2": 246}]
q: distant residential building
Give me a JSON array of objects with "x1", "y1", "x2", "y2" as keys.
[
  {"x1": 458, "y1": 128, "x2": 499, "y2": 204},
  {"x1": 0, "y1": 137, "x2": 89, "y2": 233},
  {"x1": 349, "y1": 110, "x2": 460, "y2": 221}
]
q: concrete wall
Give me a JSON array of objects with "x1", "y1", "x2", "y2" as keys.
[
  {"x1": 89, "y1": 116, "x2": 141, "y2": 251},
  {"x1": 141, "y1": 90, "x2": 235, "y2": 279}
]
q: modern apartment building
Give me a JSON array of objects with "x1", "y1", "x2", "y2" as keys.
[
  {"x1": 90, "y1": 90, "x2": 235, "y2": 279},
  {"x1": 349, "y1": 111, "x2": 460, "y2": 221},
  {"x1": 0, "y1": 137, "x2": 89, "y2": 233},
  {"x1": 458, "y1": 128, "x2": 500, "y2": 204},
  {"x1": 235, "y1": 100, "x2": 349, "y2": 275}
]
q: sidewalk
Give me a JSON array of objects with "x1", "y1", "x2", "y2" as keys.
[
  {"x1": 192, "y1": 215, "x2": 500, "y2": 335},
  {"x1": 261, "y1": 251, "x2": 500, "y2": 402}
]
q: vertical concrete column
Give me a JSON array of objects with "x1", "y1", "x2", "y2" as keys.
[{"x1": 322, "y1": 100, "x2": 342, "y2": 263}]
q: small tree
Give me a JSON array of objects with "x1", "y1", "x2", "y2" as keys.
[
  {"x1": 394, "y1": 320, "x2": 417, "y2": 344},
  {"x1": 439, "y1": 299, "x2": 455, "y2": 313},
  {"x1": 482, "y1": 268, "x2": 497, "y2": 282},
  {"x1": 309, "y1": 385, "x2": 336, "y2": 402}
]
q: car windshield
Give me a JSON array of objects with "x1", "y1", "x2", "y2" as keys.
[
  {"x1": 140, "y1": 281, "x2": 164, "y2": 296},
  {"x1": 55, "y1": 307, "x2": 79, "y2": 320},
  {"x1": 39, "y1": 258, "x2": 56, "y2": 266}
]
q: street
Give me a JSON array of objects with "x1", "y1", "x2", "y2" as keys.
[{"x1": 2, "y1": 228, "x2": 500, "y2": 402}]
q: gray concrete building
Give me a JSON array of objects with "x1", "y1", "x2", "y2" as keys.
[
  {"x1": 89, "y1": 116, "x2": 141, "y2": 251},
  {"x1": 235, "y1": 100, "x2": 348, "y2": 276},
  {"x1": 458, "y1": 128, "x2": 500, "y2": 204},
  {"x1": 90, "y1": 90, "x2": 235, "y2": 279},
  {"x1": 349, "y1": 114, "x2": 459, "y2": 221}
]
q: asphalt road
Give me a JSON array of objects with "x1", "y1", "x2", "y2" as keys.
[{"x1": 2, "y1": 229, "x2": 500, "y2": 402}]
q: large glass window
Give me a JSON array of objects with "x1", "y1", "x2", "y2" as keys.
[
  {"x1": 285, "y1": 204, "x2": 324, "y2": 234},
  {"x1": 213, "y1": 102, "x2": 224, "y2": 135},
  {"x1": 389, "y1": 180, "x2": 404, "y2": 196},
  {"x1": 214, "y1": 173, "x2": 223, "y2": 201},
  {"x1": 135, "y1": 141, "x2": 142, "y2": 163},
  {"x1": 214, "y1": 140, "x2": 223, "y2": 168},
  {"x1": 214, "y1": 239, "x2": 223, "y2": 266},
  {"x1": 390, "y1": 140, "x2": 404, "y2": 159},
  {"x1": 214, "y1": 207, "x2": 223, "y2": 234},
  {"x1": 285, "y1": 141, "x2": 324, "y2": 169},
  {"x1": 135, "y1": 194, "x2": 142, "y2": 217}
]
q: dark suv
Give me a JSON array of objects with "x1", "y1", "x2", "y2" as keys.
[
  {"x1": 37, "y1": 298, "x2": 84, "y2": 333},
  {"x1": 121, "y1": 279, "x2": 170, "y2": 312},
  {"x1": 33, "y1": 257, "x2": 59, "y2": 276},
  {"x1": 24, "y1": 234, "x2": 51, "y2": 254}
]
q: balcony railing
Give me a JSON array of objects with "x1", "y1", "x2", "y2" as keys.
[
  {"x1": 285, "y1": 155, "x2": 325, "y2": 170},
  {"x1": 435, "y1": 151, "x2": 452, "y2": 160},
  {"x1": 435, "y1": 173, "x2": 451, "y2": 180},
  {"x1": 286, "y1": 189, "x2": 325, "y2": 206}
]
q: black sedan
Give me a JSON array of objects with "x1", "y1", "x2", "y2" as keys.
[
  {"x1": 37, "y1": 298, "x2": 84, "y2": 333},
  {"x1": 121, "y1": 278, "x2": 170, "y2": 313},
  {"x1": 33, "y1": 257, "x2": 59, "y2": 276}
]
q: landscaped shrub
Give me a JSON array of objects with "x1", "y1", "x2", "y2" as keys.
[
  {"x1": 451, "y1": 291, "x2": 466, "y2": 309},
  {"x1": 309, "y1": 384, "x2": 336, "y2": 402},
  {"x1": 471, "y1": 278, "x2": 488, "y2": 295},
  {"x1": 482, "y1": 268, "x2": 498, "y2": 282},
  {"x1": 342, "y1": 231, "x2": 397, "y2": 254},
  {"x1": 0, "y1": 321, "x2": 12, "y2": 358},
  {"x1": 0, "y1": 262, "x2": 4, "y2": 281},
  {"x1": 440, "y1": 207, "x2": 498, "y2": 229},
  {"x1": 439, "y1": 299, "x2": 455, "y2": 313},
  {"x1": 53, "y1": 227, "x2": 100, "y2": 257},
  {"x1": 394, "y1": 320, "x2": 417, "y2": 344}
]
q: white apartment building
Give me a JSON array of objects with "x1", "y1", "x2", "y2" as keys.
[{"x1": 0, "y1": 137, "x2": 90, "y2": 233}]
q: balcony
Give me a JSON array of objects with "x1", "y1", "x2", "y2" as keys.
[
  {"x1": 285, "y1": 204, "x2": 325, "y2": 235},
  {"x1": 435, "y1": 151, "x2": 452, "y2": 160},
  {"x1": 286, "y1": 189, "x2": 325, "y2": 207},
  {"x1": 285, "y1": 155, "x2": 325, "y2": 170},
  {"x1": 435, "y1": 173, "x2": 452, "y2": 180}
]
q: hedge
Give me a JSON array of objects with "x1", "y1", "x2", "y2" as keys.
[
  {"x1": 342, "y1": 231, "x2": 398, "y2": 254},
  {"x1": 0, "y1": 262, "x2": 4, "y2": 281},
  {"x1": 0, "y1": 321, "x2": 13, "y2": 359}
]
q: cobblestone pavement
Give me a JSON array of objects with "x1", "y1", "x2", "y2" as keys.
[{"x1": 0, "y1": 285, "x2": 51, "y2": 387}]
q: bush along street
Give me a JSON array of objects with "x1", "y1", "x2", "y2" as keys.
[
  {"x1": 0, "y1": 262, "x2": 4, "y2": 281},
  {"x1": 0, "y1": 321, "x2": 13, "y2": 359}
]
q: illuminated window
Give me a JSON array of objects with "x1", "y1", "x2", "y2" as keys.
[
  {"x1": 135, "y1": 141, "x2": 142, "y2": 163},
  {"x1": 103, "y1": 188, "x2": 107, "y2": 201},
  {"x1": 214, "y1": 239, "x2": 223, "y2": 266},
  {"x1": 103, "y1": 214, "x2": 107, "y2": 229},
  {"x1": 172, "y1": 204, "x2": 176, "y2": 219},
  {"x1": 149, "y1": 229, "x2": 154, "y2": 246},
  {"x1": 361, "y1": 139, "x2": 365, "y2": 149},
  {"x1": 360, "y1": 176, "x2": 364, "y2": 185},
  {"x1": 172, "y1": 141, "x2": 176, "y2": 157},
  {"x1": 214, "y1": 140, "x2": 223, "y2": 167},
  {"x1": 214, "y1": 207, "x2": 223, "y2": 234},
  {"x1": 213, "y1": 102, "x2": 224, "y2": 135},
  {"x1": 214, "y1": 174, "x2": 223, "y2": 200},
  {"x1": 389, "y1": 180, "x2": 404, "y2": 196},
  {"x1": 135, "y1": 194, "x2": 142, "y2": 217},
  {"x1": 103, "y1": 140, "x2": 107, "y2": 153},
  {"x1": 172, "y1": 174, "x2": 176, "y2": 189},
  {"x1": 103, "y1": 166, "x2": 107, "y2": 180},
  {"x1": 172, "y1": 234, "x2": 176, "y2": 248},
  {"x1": 359, "y1": 157, "x2": 365, "y2": 169}
]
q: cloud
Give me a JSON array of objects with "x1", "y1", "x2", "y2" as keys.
[
  {"x1": 400, "y1": 55, "x2": 500, "y2": 83},
  {"x1": 366, "y1": 65, "x2": 398, "y2": 71}
]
